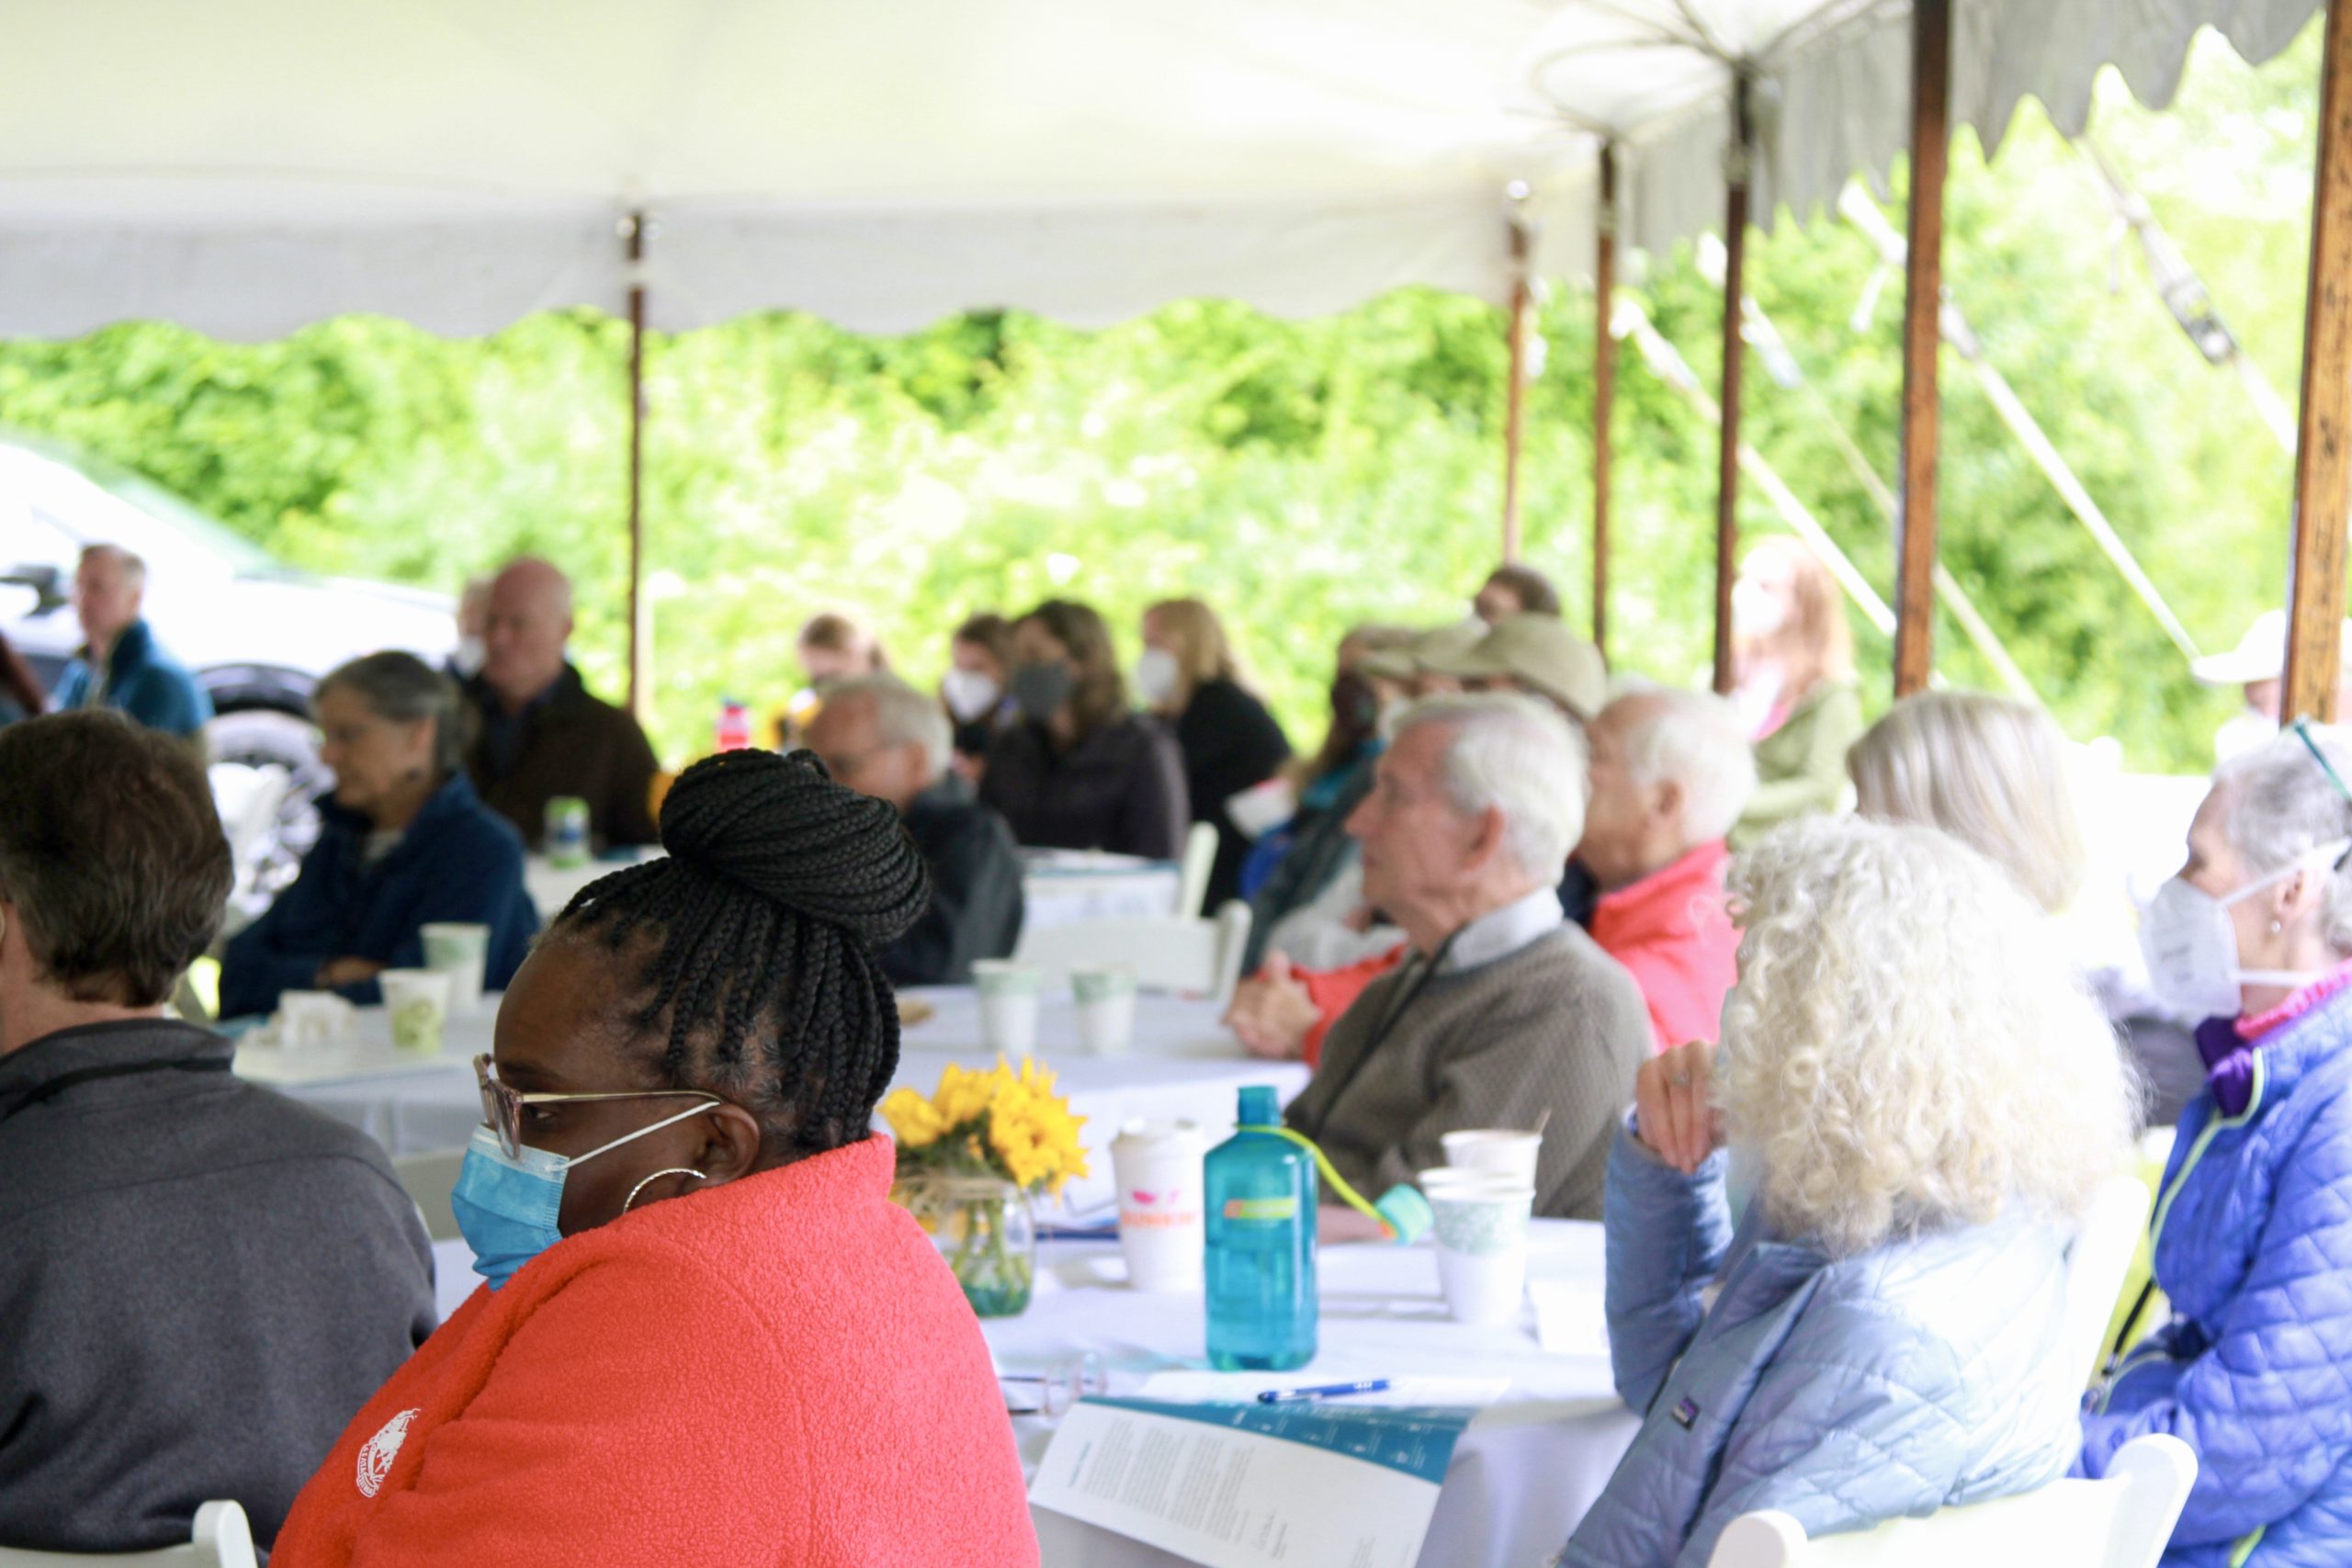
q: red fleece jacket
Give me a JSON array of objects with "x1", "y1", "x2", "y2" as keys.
[
  {"x1": 1589, "y1": 840, "x2": 1738, "y2": 1052},
  {"x1": 271, "y1": 1136, "x2": 1037, "y2": 1568}
]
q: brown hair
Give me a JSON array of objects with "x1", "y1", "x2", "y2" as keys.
[
  {"x1": 951, "y1": 613, "x2": 1015, "y2": 674},
  {"x1": 1740, "y1": 536, "x2": 1854, "y2": 699},
  {"x1": 797, "y1": 612, "x2": 888, "y2": 673},
  {"x1": 0, "y1": 712, "x2": 231, "y2": 1006},
  {"x1": 1018, "y1": 599, "x2": 1128, "y2": 734},
  {"x1": 1482, "y1": 564, "x2": 1561, "y2": 617}
]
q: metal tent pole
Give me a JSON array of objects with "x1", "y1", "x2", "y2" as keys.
[
  {"x1": 623, "y1": 212, "x2": 649, "y2": 722},
  {"x1": 1594, "y1": 142, "x2": 1618, "y2": 659}
]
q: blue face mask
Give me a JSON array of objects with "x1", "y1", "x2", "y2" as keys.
[{"x1": 451, "y1": 1102, "x2": 718, "y2": 1290}]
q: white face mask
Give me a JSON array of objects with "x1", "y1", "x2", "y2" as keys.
[
  {"x1": 2138, "y1": 841, "x2": 2350, "y2": 1021},
  {"x1": 1731, "y1": 579, "x2": 1788, "y2": 640},
  {"x1": 1134, "y1": 648, "x2": 1182, "y2": 706},
  {"x1": 941, "y1": 667, "x2": 1001, "y2": 723}
]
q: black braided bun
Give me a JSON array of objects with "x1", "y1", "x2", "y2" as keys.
[
  {"x1": 658, "y1": 749, "x2": 929, "y2": 949},
  {"x1": 552, "y1": 748, "x2": 933, "y2": 1158}
]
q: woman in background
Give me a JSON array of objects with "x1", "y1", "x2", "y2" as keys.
[
  {"x1": 1137, "y1": 598, "x2": 1290, "y2": 909},
  {"x1": 943, "y1": 611, "x2": 1016, "y2": 777},
  {"x1": 1727, "y1": 536, "x2": 1862, "y2": 848}
]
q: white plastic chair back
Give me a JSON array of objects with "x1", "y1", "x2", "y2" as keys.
[
  {"x1": 393, "y1": 1147, "x2": 468, "y2": 1242},
  {"x1": 1705, "y1": 1433, "x2": 2195, "y2": 1568},
  {"x1": 1014, "y1": 899, "x2": 1253, "y2": 1001},
  {"x1": 2061, "y1": 1175, "x2": 2155, "y2": 1387},
  {"x1": 1174, "y1": 820, "x2": 1219, "y2": 919},
  {"x1": 0, "y1": 1500, "x2": 260, "y2": 1568}
]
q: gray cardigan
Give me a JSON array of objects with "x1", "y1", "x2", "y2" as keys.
[
  {"x1": 1284, "y1": 923, "x2": 1651, "y2": 1219},
  {"x1": 0, "y1": 1019, "x2": 435, "y2": 1551}
]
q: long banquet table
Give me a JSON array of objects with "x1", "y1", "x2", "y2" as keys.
[
  {"x1": 995, "y1": 1224, "x2": 1642, "y2": 1568},
  {"x1": 236, "y1": 985, "x2": 1310, "y2": 1214}
]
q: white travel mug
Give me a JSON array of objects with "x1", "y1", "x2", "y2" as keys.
[{"x1": 1109, "y1": 1119, "x2": 1207, "y2": 1292}]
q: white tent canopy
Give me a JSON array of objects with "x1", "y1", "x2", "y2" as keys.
[{"x1": 0, "y1": 0, "x2": 2325, "y2": 342}]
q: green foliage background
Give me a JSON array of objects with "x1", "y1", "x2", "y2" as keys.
[{"x1": 0, "y1": 25, "x2": 2322, "y2": 770}]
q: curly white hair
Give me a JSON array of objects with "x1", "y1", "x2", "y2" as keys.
[{"x1": 1717, "y1": 816, "x2": 2141, "y2": 1257}]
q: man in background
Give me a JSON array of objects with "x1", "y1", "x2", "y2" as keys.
[
  {"x1": 53, "y1": 545, "x2": 209, "y2": 739},
  {"x1": 463, "y1": 557, "x2": 661, "y2": 849},
  {"x1": 805, "y1": 674, "x2": 1023, "y2": 985}
]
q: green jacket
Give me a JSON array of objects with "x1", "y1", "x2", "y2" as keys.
[{"x1": 1732, "y1": 678, "x2": 1863, "y2": 850}]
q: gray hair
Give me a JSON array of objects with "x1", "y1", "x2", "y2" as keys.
[
  {"x1": 2218, "y1": 724, "x2": 2352, "y2": 952},
  {"x1": 81, "y1": 543, "x2": 148, "y2": 591},
  {"x1": 1611, "y1": 682, "x2": 1757, "y2": 844},
  {"x1": 826, "y1": 674, "x2": 952, "y2": 781},
  {"x1": 317, "y1": 651, "x2": 469, "y2": 780},
  {"x1": 1393, "y1": 692, "x2": 1588, "y2": 881}
]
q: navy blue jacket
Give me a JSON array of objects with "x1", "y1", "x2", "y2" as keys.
[
  {"x1": 54, "y1": 619, "x2": 210, "y2": 736},
  {"x1": 220, "y1": 773, "x2": 537, "y2": 1019}
]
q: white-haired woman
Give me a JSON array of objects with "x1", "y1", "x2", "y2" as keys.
[
  {"x1": 2077, "y1": 724, "x2": 2352, "y2": 1567},
  {"x1": 1847, "y1": 690, "x2": 2207, "y2": 1123},
  {"x1": 1559, "y1": 817, "x2": 2139, "y2": 1567}
]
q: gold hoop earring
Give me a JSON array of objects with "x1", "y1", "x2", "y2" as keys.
[{"x1": 624, "y1": 1168, "x2": 706, "y2": 1213}]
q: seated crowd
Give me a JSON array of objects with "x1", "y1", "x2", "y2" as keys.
[{"x1": 7, "y1": 540, "x2": 2352, "y2": 1568}]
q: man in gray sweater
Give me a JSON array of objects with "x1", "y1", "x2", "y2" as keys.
[
  {"x1": 0, "y1": 713, "x2": 434, "y2": 1553},
  {"x1": 1284, "y1": 694, "x2": 1650, "y2": 1226}
]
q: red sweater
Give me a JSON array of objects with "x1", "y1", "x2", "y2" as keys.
[
  {"x1": 1589, "y1": 840, "x2": 1739, "y2": 1052},
  {"x1": 271, "y1": 1136, "x2": 1037, "y2": 1567}
]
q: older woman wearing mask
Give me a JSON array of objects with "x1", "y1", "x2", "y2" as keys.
[
  {"x1": 1846, "y1": 690, "x2": 2207, "y2": 1124},
  {"x1": 220, "y1": 652, "x2": 537, "y2": 1019},
  {"x1": 269, "y1": 750, "x2": 1036, "y2": 1565},
  {"x1": 979, "y1": 598, "x2": 1188, "y2": 860},
  {"x1": 1727, "y1": 536, "x2": 1862, "y2": 848},
  {"x1": 1560, "y1": 817, "x2": 2139, "y2": 1566},
  {"x1": 1136, "y1": 598, "x2": 1291, "y2": 909},
  {"x1": 2078, "y1": 724, "x2": 2352, "y2": 1568}
]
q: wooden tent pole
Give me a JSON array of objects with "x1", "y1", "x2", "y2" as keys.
[
  {"x1": 1502, "y1": 190, "x2": 1533, "y2": 564},
  {"x1": 1594, "y1": 142, "x2": 1618, "y2": 659},
  {"x1": 1713, "y1": 75, "x2": 1755, "y2": 697},
  {"x1": 624, "y1": 212, "x2": 649, "y2": 722},
  {"x1": 2286, "y1": 0, "x2": 2352, "y2": 724},
  {"x1": 1893, "y1": 0, "x2": 1950, "y2": 698}
]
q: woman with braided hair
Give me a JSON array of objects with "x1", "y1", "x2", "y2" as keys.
[{"x1": 273, "y1": 750, "x2": 1039, "y2": 1568}]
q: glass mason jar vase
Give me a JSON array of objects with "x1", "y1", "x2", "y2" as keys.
[{"x1": 899, "y1": 1174, "x2": 1037, "y2": 1318}]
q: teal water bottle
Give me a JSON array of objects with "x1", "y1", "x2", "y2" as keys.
[{"x1": 1204, "y1": 1086, "x2": 1317, "y2": 1371}]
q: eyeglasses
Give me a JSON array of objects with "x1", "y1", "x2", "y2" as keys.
[{"x1": 473, "y1": 1054, "x2": 722, "y2": 1159}]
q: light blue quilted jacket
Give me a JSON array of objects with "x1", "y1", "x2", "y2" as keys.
[
  {"x1": 2080, "y1": 985, "x2": 2352, "y2": 1568},
  {"x1": 1559, "y1": 1124, "x2": 2085, "y2": 1568}
]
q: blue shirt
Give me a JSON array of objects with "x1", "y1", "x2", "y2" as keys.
[{"x1": 53, "y1": 619, "x2": 211, "y2": 737}]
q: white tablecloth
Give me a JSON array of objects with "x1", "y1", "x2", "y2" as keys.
[
  {"x1": 994, "y1": 1224, "x2": 1641, "y2": 1568},
  {"x1": 241, "y1": 987, "x2": 1308, "y2": 1213}
]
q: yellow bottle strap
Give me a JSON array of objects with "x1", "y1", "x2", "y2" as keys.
[{"x1": 1238, "y1": 1122, "x2": 1396, "y2": 1241}]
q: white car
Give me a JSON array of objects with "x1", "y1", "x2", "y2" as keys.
[{"x1": 0, "y1": 429, "x2": 458, "y2": 897}]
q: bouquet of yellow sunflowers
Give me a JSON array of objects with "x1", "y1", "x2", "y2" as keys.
[{"x1": 882, "y1": 1055, "x2": 1091, "y2": 1197}]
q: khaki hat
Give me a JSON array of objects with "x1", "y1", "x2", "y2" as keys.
[
  {"x1": 1356, "y1": 619, "x2": 1486, "y2": 682},
  {"x1": 1421, "y1": 612, "x2": 1607, "y2": 720}
]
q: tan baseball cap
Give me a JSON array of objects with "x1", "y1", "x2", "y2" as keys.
[
  {"x1": 1355, "y1": 619, "x2": 1487, "y2": 682},
  {"x1": 1420, "y1": 612, "x2": 1607, "y2": 720}
]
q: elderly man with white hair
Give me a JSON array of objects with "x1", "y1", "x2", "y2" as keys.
[
  {"x1": 803, "y1": 673, "x2": 1023, "y2": 986},
  {"x1": 1578, "y1": 683, "x2": 1756, "y2": 1052},
  {"x1": 1282, "y1": 694, "x2": 1651, "y2": 1229}
]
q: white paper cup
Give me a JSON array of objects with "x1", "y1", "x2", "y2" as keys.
[
  {"x1": 420, "y1": 922, "x2": 492, "y2": 1014},
  {"x1": 277, "y1": 990, "x2": 349, "y2": 1049},
  {"x1": 379, "y1": 969, "x2": 453, "y2": 1055},
  {"x1": 1429, "y1": 1183, "x2": 1535, "y2": 1325},
  {"x1": 971, "y1": 960, "x2": 1044, "y2": 1055},
  {"x1": 1110, "y1": 1119, "x2": 1206, "y2": 1291},
  {"x1": 1442, "y1": 1129, "x2": 1544, "y2": 1185},
  {"x1": 1072, "y1": 965, "x2": 1138, "y2": 1055}
]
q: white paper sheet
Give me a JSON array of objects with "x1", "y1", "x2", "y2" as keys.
[{"x1": 1528, "y1": 1280, "x2": 1613, "y2": 1360}]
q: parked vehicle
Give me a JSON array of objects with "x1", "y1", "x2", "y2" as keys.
[{"x1": 0, "y1": 429, "x2": 456, "y2": 902}]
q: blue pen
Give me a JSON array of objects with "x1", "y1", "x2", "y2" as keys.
[{"x1": 1256, "y1": 1379, "x2": 1391, "y2": 1404}]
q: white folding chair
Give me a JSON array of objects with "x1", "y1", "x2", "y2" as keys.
[
  {"x1": 393, "y1": 1146, "x2": 468, "y2": 1243},
  {"x1": 1014, "y1": 898, "x2": 1253, "y2": 1001},
  {"x1": 1174, "y1": 820, "x2": 1219, "y2": 919},
  {"x1": 2060, "y1": 1175, "x2": 2156, "y2": 1387},
  {"x1": 0, "y1": 1501, "x2": 260, "y2": 1568},
  {"x1": 1705, "y1": 1433, "x2": 2195, "y2": 1568}
]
